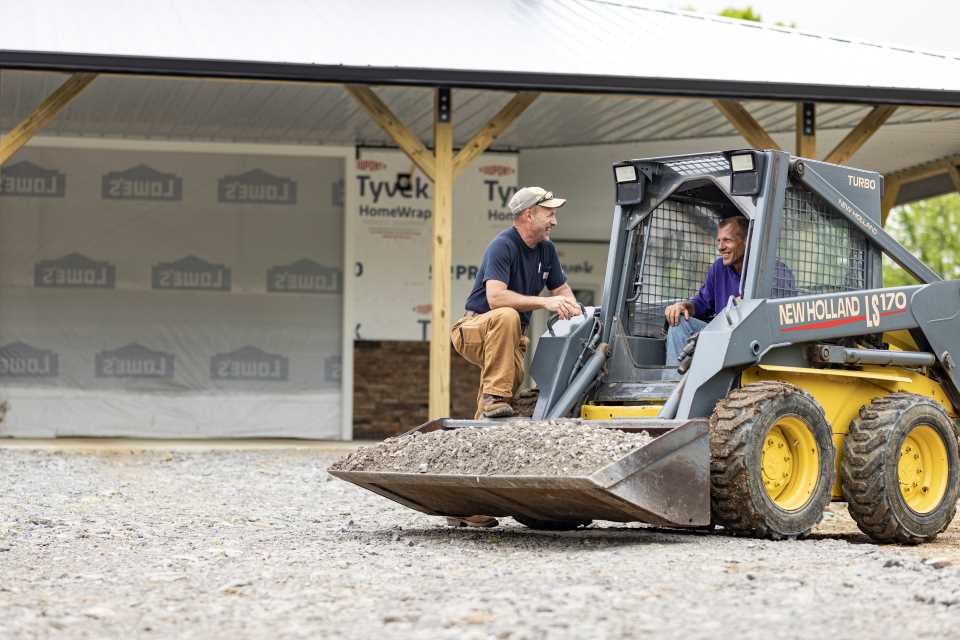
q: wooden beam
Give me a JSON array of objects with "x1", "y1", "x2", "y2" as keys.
[
  {"x1": 884, "y1": 154, "x2": 960, "y2": 186},
  {"x1": 946, "y1": 163, "x2": 960, "y2": 194},
  {"x1": 0, "y1": 73, "x2": 97, "y2": 166},
  {"x1": 823, "y1": 105, "x2": 898, "y2": 166},
  {"x1": 429, "y1": 89, "x2": 454, "y2": 420},
  {"x1": 881, "y1": 178, "x2": 901, "y2": 227},
  {"x1": 795, "y1": 102, "x2": 816, "y2": 159},
  {"x1": 453, "y1": 92, "x2": 539, "y2": 177},
  {"x1": 712, "y1": 100, "x2": 780, "y2": 150},
  {"x1": 345, "y1": 85, "x2": 436, "y2": 180}
]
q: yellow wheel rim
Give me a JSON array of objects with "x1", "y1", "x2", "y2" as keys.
[
  {"x1": 898, "y1": 424, "x2": 949, "y2": 514},
  {"x1": 760, "y1": 415, "x2": 820, "y2": 511}
]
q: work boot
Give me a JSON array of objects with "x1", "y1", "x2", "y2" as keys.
[
  {"x1": 479, "y1": 394, "x2": 514, "y2": 418},
  {"x1": 445, "y1": 515, "x2": 499, "y2": 528}
]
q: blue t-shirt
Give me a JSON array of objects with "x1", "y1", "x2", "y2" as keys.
[
  {"x1": 465, "y1": 227, "x2": 566, "y2": 326},
  {"x1": 690, "y1": 258, "x2": 795, "y2": 320}
]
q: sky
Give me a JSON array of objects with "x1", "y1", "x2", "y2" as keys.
[{"x1": 642, "y1": 0, "x2": 960, "y2": 55}]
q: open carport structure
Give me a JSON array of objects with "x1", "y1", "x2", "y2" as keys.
[{"x1": 2, "y1": 0, "x2": 960, "y2": 438}]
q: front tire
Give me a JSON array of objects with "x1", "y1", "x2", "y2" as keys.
[
  {"x1": 842, "y1": 393, "x2": 959, "y2": 544},
  {"x1": 710, "y1": 382, "x2": 835, "y2": 539}
]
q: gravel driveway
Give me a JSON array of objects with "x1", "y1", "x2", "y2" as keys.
[{"x1": 2, "y1": 446, "x2": 960, "y2": 639}]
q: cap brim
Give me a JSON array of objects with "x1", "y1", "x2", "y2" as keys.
[{"x1": 540, "y1": 197, "x2": 566, "y2": 208}]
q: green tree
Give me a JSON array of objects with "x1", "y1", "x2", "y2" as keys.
[
  {"x1": 718, "y1": 6, "x2": 763, "y2": 22},
  {"x1": 883, "y1": 193, "x2": 960, "y2": 286}
]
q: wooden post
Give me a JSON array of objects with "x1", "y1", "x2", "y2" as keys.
[
  {"x1": 429, "y1": 89, "x2": 454, "y2": 419},
  {"x1": 0, "y1": 73, "x2": 97, "y2": 166},
  {"x1": 712, "y1": 99, "x2": 780, "y2": 150},
  {"x1": 795, "y1": 102, "x2": 816, "y2": 159},
  {"x1": 348, "y1": 84, "x2": 538, "y2": 420},
  {"x1": 881, "y1": 178, "x2": 901, "y2": 226},
  {"x1": 824, "y1": 105, "x2": 897, "y2": 166}
]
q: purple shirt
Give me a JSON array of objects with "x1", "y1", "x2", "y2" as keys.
[{"x1": 689, "y1": 258, "x2": 742, "y2": 320}]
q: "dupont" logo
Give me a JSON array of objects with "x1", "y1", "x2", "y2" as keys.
[
  {"x1": 356, "y1": 159, "x2": 386, "y2": 172},
  {"x1": 478, "y1": 165, "x2": 515, "y2": 177}
]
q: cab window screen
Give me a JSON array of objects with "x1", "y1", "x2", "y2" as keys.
[
  {"x1": 627, "y1": 198, "x2": 721, "y2": 337},
  {"x1": 773, "y1": 186, "x2": 867, "y2": 298}
]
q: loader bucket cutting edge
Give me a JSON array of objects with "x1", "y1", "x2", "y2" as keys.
[{"x1": 328, "y1": 418, "x2": 711, "y2": 527}]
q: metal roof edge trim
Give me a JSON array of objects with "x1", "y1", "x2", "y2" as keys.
[{"x1": 4, "y1": 51, "x2": 960, "y2": 108}]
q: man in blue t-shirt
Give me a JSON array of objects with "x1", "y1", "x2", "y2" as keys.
[{"x1": 454, "y1": 186, "x2": 581, "y2": 421}]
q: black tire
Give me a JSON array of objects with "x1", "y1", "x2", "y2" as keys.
[
  {"x1": 513, "y1": 516, "x2": 592, "y2": 531},
  {"x1": 842, "y1": 393, "x2": 960, "y2": 544},
  {"x1": 710, "y1": 381, "x2": 835, "y2": 539}
]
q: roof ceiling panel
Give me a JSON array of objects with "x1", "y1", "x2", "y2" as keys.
[{"x1": 4, "y1": 1, "x2": 960, "y2": 105}]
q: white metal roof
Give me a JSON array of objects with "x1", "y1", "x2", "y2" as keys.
[{"x1": 4, "y1": 0, "x2": 960, "y2": 106}]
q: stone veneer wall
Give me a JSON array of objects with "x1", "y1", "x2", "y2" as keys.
[{"x1": 353, "y1": 341, "x2": 481, "y2": 440}]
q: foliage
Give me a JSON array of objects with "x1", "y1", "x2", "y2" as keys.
[
  {"x1": 682, "y1": 5, "x2": 797, "y2": 28},
  {"x1": 883, "y1": 193, "x2": 960, "y2": 286},
  {"x1": 718, "y1": 6, "x2": 763, "y2": 22}
]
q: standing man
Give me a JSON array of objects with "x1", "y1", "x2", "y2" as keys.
[{"x1": 452, "y1": 186, "x2": 581, "y2": 420}]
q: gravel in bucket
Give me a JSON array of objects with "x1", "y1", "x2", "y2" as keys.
[{"x1": 329, "y1": 420, "x2": 654, "y2": 476}]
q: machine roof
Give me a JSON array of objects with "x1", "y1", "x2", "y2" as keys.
[{"x1": 4, "y1": 0, "x2": 960, "y2": 106}]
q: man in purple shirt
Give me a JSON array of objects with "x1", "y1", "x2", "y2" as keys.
[{"x1": 664, "y1": 216, "x2": 748, "y2": 364}]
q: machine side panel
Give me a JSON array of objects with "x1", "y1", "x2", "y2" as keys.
[{"x1": 675, "y1": 286, "x2": 926, "y2": 419}]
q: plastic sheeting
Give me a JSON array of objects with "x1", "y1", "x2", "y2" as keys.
[{"x1": 0, "y1": 147, "x2": 344, "y2": 438}]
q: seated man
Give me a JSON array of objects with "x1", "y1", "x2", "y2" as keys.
[
  {"x1": 664, "y1": 216, "x2": 748, "y2": 365},
  {"x1": 664, "y1": 215, "x2": 794, "y2": 366}
]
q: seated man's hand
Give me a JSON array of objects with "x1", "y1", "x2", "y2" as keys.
[
  {"x1": 544, "y1": 296, "x2": 581, "y2": 320},
  {"x1": 665, "y1": 301, "x2": 693, "y2": 327}
]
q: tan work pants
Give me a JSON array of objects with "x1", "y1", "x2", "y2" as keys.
[{"x1": 451, "y1": 308, "x2": 529, "y2": 419}]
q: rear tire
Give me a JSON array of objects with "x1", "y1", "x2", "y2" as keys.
[
  {"x1": 709, "y1": 382, "x2": 835, "y2": 539},
  {"x1": 842, "y1": 393, "x2": 959, "y2": 544},
  {"x1": 513, "y1": 516, "x2": 592, "y2": 531}
]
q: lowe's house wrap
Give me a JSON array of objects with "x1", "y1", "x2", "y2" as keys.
[
  {"x1": 351, "y1": 149, "x2": 518, "y2": 340},
  {"x1": 0, "y1": 147, "x2": 344, "y2": 438}
]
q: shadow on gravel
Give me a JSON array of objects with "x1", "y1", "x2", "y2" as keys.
[
  {"x1": 804, "y1": 531, "x2": 875, "y2": 544},
  {"x1": 358, "y1": 523, "x2": 707, "y2": 550}
]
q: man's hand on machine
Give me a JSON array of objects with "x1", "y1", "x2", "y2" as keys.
[
  {"x1": 543, "y1": 296, "x2": 582, "y2": 320},
  {"x1": 665, "y1": 301, "x2": 694, "y2": 326}
]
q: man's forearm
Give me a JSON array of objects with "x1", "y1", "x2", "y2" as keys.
[{"x1": 487, "y1": 289, "x2": 546, "y2": 312}]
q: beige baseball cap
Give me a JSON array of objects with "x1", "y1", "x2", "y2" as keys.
[{"x1": 508, "y1": 186, "x2": 567, "y2": 215}]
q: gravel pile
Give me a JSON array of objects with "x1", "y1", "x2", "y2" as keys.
[{"x1": 329, "y1": 421, "x2": 654, "y2": 476}]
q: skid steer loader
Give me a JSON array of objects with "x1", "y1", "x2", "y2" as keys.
[{"x1": 331, "y1": 149, "x2": 960, "y2": 544}]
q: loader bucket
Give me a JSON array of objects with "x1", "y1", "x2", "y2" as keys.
[{"x1": 328, "y1": 418, "x2": 710, "y2": 528}]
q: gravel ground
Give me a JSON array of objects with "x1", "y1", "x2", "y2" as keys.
[
  {"x1": 2, "y1": 447, "x2": 960, "y2": 639},
  {"x1": 331, "y1": 421, "x2": 653, "y2": 475}
]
